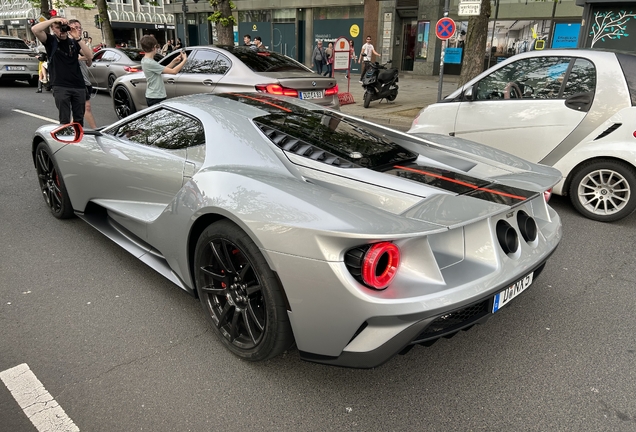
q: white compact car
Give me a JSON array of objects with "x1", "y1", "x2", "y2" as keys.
[{"x1": 409, "y1": 49, "x2": 636, "y2": 222}]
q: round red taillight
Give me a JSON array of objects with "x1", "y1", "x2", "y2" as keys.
[{"x1": 361, "y1": 242, "x2": 400, "y2": 289}]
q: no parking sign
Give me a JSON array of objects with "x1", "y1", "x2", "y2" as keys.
[{"x1": 436, "y1": 17, "x2": 456, "y2": 40}]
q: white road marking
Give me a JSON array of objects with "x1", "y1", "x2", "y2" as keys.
[
  {"x1": 12, "y1": 109, "x2": 58, "y2": 124},
  {"x1": 0, "y1": 363, "x2": 79, "y2": 432}
]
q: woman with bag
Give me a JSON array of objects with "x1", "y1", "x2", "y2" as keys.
[
  {"x1": 323, "y1": 42, "x2": 334, "y2": 77},
  {"x1": 312, "y1": 40, "x2": 325, "y2": 75}
]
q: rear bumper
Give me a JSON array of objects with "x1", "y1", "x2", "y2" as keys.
[{"x1": 299, "y1": 256, "x2": 552, "y2": 368}]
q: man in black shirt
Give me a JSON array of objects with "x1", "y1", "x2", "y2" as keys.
[{"x1": 31, "y1": 17, "x2": 93, "y2": 125}]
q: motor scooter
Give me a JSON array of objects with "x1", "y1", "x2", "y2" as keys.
[{"x1": 361, "y1": 57, "x2": 399, "y2": 108}]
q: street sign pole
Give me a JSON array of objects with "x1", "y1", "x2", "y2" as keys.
[{"x1": 437, "y1": 0, "x2": 452, "y2": 103}]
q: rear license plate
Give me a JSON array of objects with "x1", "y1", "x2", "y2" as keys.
[
  {"x1": 492, "y1": 272, "x2": 534, "y2": 312},
  {"x1": 6, "y1": 66, "x2": 26, "y2": 71},
  {"x1": 300, "y1": 90, "x2": 323, "y2": 100}
]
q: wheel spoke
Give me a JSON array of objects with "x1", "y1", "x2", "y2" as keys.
[
  {"x1": 217, "y1": 302, "x2": 231, "y2": 328},
  {"x1": 221, "y1": 239, "x2": 238, "y2": 274},
  {"x1": 242, "y1": 309, "x2": 257, "y2": 344},
  {"x1": 210, "y1": 241, "x2": 233, "y2": 275},
  {"x1": 37, "y1": 152, "x2": 49, "y2": 173},
  {"x1": 239, "y1": 262, "x2": 252, "y2": 280},
  {"x1": 246, "y1": 284, "x2": 262, "y2": 296},
  {"x1": 199, "y1": 284, "x2": 226, "y2": 296},
  {"x1": 200, "y1": 265, "x2": 226, "y2": 282},
  {"x1": 229, "y1": 309, "x2": 240, "y2": 342},
  {"x1": 247, "y1": 300, "x2": 265, "y2": 331}
]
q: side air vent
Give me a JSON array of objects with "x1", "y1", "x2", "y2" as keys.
[
  {"x1": 594, "y1": 123, "x2": 622, "y2": 140},
  {"x1": 255, "y1": 122, "x2": 360, "y2": 168}
]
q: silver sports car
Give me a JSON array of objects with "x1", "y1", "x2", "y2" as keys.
[
  {"x1": 88, "y1": 47, "x2": 163, "y2": 91},
  {"x1": 111, "y1": 45, "x2": 339, "y2": 119},
  {"x1": 32, "y1": 93, "x2": 562, "y2": 368}
]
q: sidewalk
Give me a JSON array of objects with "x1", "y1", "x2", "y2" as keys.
[{"x1": 334, "y1": 72, "x2": 461, "y2": 131}]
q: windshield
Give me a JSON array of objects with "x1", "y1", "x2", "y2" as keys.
[{"x1": 0, "y1": 39, "x2": 30, "y2": 50}]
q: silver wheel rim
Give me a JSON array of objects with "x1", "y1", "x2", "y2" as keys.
[{"x1": 577, "y1": 168, "x2": 631, "y2": 216}]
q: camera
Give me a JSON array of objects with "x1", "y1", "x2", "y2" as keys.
[{"x1": 60, "y1": 24, "x2": 71, "y2": 32}]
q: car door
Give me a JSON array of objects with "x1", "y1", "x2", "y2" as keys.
[
  {"x1": 173, "y1": 49, "x2": 224, "y2": 96},
  {"x1": 89, "y1": 50, "x2": 109, "y2": 87},
  {"x1": 454, "y1": 56, "x2": 596, "y2": 163},
  {"x1": 159, "y1": 49, "x2": 195, "y2": 98}
]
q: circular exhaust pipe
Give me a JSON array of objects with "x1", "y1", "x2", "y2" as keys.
[
  {"x1": 517, "y1": 211, "x2": 538, "y2": 243},
  {"x1": 496, "y1": 220, "x2": 519, "y2": 255}
]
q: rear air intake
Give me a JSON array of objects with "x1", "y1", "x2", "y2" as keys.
[{"x1": 594, "y1": 123, "x2": 622, "y2": 140}]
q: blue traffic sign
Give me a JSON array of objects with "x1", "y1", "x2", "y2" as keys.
[{"x1": 436, "y1": 17, "x2": 456, "y2": 41}]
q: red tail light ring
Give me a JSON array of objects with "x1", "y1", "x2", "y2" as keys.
[
  {"x1": 255, "y1": 84, "x2": 298, "y2": 97},
  {"x1": 543, "y1": 188, "x2": 552, "y2": 202},
  {"x1": 361, "y1": 242, "x2": 400, "y2": 289}
]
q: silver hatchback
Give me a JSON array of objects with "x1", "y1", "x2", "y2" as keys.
[
  {"x1": 0, "y1": 36, "x2": 39, "y2": 85},
  {"x1": 111, "y1": 45, "x2": 340, "y2": 119}
]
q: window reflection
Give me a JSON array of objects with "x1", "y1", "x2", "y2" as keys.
[{"x1": 562, "y1": 58, "x2": 596, "y2": 97}]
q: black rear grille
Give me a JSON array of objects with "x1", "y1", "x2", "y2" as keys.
[
  {"x1": 413, "y1": 299, "x2": 490, "y2": 343},
  {"x1": 594, "y1": 123, "x2": 622, "y2": 140},
  {"x1": 255, "y1": 122, "x2": 360, "y2": 168}
]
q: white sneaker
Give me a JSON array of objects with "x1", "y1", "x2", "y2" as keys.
[{"x1": 358, "y1": 80, "x2": 363, "y2": 84}]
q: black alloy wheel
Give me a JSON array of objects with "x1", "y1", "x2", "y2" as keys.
[
  {"x1": 194, "y1": 221, "x2": 293, "y2": 361},
  {"x1": 113, "y1": 85, "x2": 136, "y2": 119},
  {"x1": 107, "y1": 74, "x2": 116, "y2": 91},
  {"x1": 35, "y1": 142, "x2": 74, "y2": 219}
]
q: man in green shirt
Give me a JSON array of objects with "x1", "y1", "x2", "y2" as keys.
[{"x1": 140, "y1": 35, "x2": 188, "y2": 107}]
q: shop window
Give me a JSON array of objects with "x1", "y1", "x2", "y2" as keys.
[
  {"x1": 314, "y1": 6, "x2": 364, "y2": 20},
  {"x1": 238, "y1": 10, "x2": 272, "y2": 23},
  {"x1": 415, "y1": 20, "x2": 429, "y2": 60}
]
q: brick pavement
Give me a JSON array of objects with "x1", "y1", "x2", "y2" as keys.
[{"x1": 334, "y1": 72, "x2": 460, "y2": 131}]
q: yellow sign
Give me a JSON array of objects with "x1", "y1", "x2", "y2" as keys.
[
  {"x1": 350, "y1": 24, "x2": 359, "y2": 38},
  {"x1": 252, "y1": 24, "x2": 257, "y2": 31}
]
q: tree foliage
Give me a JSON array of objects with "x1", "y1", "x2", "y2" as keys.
[
  {"x1": 458, "y1": 0, "x2": 491, "y2": 87},
  {"x1": 208, "y1": 0, "x2": 235, "y2": 45}
]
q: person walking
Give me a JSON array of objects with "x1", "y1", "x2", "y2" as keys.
[
  {"x1": 140, "y1": 34, "x2": 187, "y2": 107},
  {"x1": 31, "y1": 17, "x2": 93, "y2": 125},
  {"x1": 174, "y1": 38, "x2": 183, "y2": 50},
  {"x1": 161, "y1": 39, "x2": 173, "y2": 56},
  {"x1": 312, "y1": 40, "x2": 326, "y2": 75},
  {"x1": 345, "y1": 40, "x2": 357, "y2": 79},
  {"x1": 323, "y1": 42, "x2": 334, "y2": 77},
  {"x1": 243, "y1": 34, "x2": 252, "y2": 46},
  {"x1": 35, "y1": 53, "x2": 48, "y2": 93},
  {"x1": 358, "y1": 35, "x2": 380, "y2": 83}
]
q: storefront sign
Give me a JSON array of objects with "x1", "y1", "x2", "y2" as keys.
[
  {"x1": 552, "y1": 23, "x2": 580, "y2": 48},
  {"x1": 333, "y1": 36, "x2": 350, "y2": 70},
  {"x1": 10, "y1": 20, "x2": 20, "y2": 25},
  {"x1": 445, "y1": 47, "x2": 462, "y2": 64},
  {"x1": 458, "y1": 1, "x2": 481, "y2": 16}
]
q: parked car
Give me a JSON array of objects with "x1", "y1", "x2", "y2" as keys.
[
  {"x1": 111, "y1": 45, "x2": 339, "y2": 119},
  {"x1": 31, "y1": 93, "x2": 561, "y2": 368},
  {"x1": 0, "y1": 36, "x2": 39, "y2": 86},
  {"x1": 409, "y1": 49, "x2": 636, "y2": 222},
  {"x1": 88, "y1": 47, "x2": 162, "y2": 91}
]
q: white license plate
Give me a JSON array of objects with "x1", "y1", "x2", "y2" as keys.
[
  {"x1": 492, "y1": 272, "x2": 534, "y2": 312},
  {"x1": 6, "y1": 66, "x2": 26, "y2": 71},
  {"x1": 300, "y1": 90, "x2": 323, "y2": 100}
]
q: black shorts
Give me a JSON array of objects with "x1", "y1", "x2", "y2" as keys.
[
  {"x1": 85, "y1": 85, "x2": 93, "y2": 101},
  {"x1": 146, "y1": 97, "x2": 166, "y2": 107}
]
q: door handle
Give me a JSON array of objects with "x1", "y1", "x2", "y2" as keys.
[
  {"x1": 166, "y1": 78, "x2": 176, "y2": 84},
  {"x1": 564, "y1": 92, "x2": 593, "y2": 112},
  {"x1": 203, "y1": 79, "x2": 214, "y2": 86}
]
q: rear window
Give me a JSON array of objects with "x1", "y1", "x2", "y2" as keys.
[
  {"x1": 222, "y1": 46, "x2": 310, "y2": 73},
  {"x1": 0, "y1": 39, "x2": 30, "y2": 50},
  {"x1": 121, "y1": 49, "x2": 144, "y2": 61},
  {"x1": 616, "y1": 53, "x2": 636, "y2": 106}
]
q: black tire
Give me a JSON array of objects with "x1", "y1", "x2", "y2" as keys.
[
  {"x1": 194, "y1": 220, "x2": 294, "y2": 361},
  {"x1": 387, "y1": 92, "x2": 397, "y2": 102},
  {"x1": 363, "y1": 90, "x2": 372, "y2": 108},
  {"x1": 113, "y1": 85, "x2": 136, "y2": 119},
  {"x1": 568, "y1": 159, "x2": 636, "y2": 222},
  {"x1": 107, "y1": 74, "x2": 116, "y2": 91},
  {"x1": 34, "y1": 142, "x2": 74, "y2": 219}
]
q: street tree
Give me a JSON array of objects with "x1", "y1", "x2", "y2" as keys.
[
  {"x1": 94, "y1": 0, "x2": 116, "y2": 48},
  {"x1": 208, "y1": 0, "x2": 235, "y2": 45},
  {"x1": 458, "y1": 0, "x2": 491, "y2": 87}
]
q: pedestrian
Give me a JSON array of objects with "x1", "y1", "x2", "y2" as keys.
[
  {"x1": 85, "y1": 36, "x2": 93, "y2": 50},
  {"x1": 252, "y1": 36, "x2": 265, "y2": 51},
  {"x1": 174, "y1": 38, "x2": 183, "y2": 50},
  {"x1": 161, "y1": 39, "x2": 173, "y2": 56},
  {"x1": 77, "y1": 46, "x2": 97, "y2": 129},
  {"x1": 312, "y1": 40, "x2": 326, "y2": 75},
  {"x1": 358, "y1": 35, "x2": 380, "y2": 83},
  {"x1": 35, "y1": 53, "x2": 48, "y2": 93},
  {"x1": 323, "y1": 42, "x2": 334, "y2": 77},
  {"x1": 243, "y1": 34, "x2": 252, "y2": 46},
  {"x1": 345, "y1": 40, "x2": 357, "y2": 79},
  {"x1": 140, "y1": 34, "x2": 187, "y2": 107},
  {"x1": 31, "y1": 16, "x2": 93, "y2": 126}
]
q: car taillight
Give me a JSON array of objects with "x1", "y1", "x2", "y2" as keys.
[
  {"x1": 255, "y1": 84, "x2": 298, "y2": 97},
  {"x1": 325, "y1": 84, "x2": 338, "y2": 96},
  {"x1": 123, "y1": 66, "x2": 140, "y2": 73},
  {"x1": 361, "y1": 242, "x2": 400, "y2": 290},
  {"x1": 544, "y1": 188, "x2": 552, "y2": 202}
]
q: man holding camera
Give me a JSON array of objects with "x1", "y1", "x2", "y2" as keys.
[{"x1": 31, "y1": 17, "x2": 93, "y2": 126}]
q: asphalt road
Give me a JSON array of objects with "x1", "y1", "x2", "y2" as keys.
[{"x1": 1, "y1": 82, "x2": 636, "y2": 431}]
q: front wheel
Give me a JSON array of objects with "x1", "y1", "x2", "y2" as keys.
[
  {"x1": 113, "y1": 85, "x2": 136, "y2": 119},
  {"x1": 363, "y1": 90, "x2": 372, "y2": 108},
  {"x1": 35, "y1": 142, "x2": 74, "y2": 219},
  {"x1": 107, "y1": 74, "x2": 116, "y2": 91},
  {"x1": 569, "y1": 160, "x2": 636, "y2": 222},
  {"x1": 387, "y1": 91, "x2": 398, "y2": 102},
  {"x1": 194, "y1": 220, "x2": 294, "y2": 361}
]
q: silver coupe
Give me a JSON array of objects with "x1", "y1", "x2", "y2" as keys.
[
  {"x1": 32, "y1": 93, "x2": 562, "y2": 368},
  {"x1": 88, "y1": 47, "x2": 163, "y2": 91},
  {"x1": 111, "y1": 45, "x2": 340, "y2": 119}
]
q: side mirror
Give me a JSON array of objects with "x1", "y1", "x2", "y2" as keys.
[
  {"x1": 50, "y1": 123, "x2": 84, "y2": 144},
  {"x1": 463, "y1": 84, "x2": 477, "y2": 101}
]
